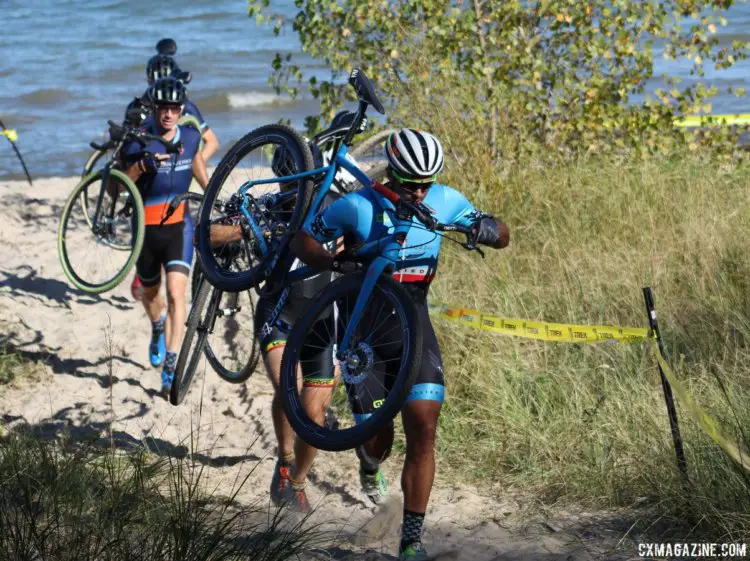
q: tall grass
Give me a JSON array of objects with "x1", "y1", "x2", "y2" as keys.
[
  {"x1": 0, "y1": 431, "x2": 322, "y2": 560},
  {"x1": 389, "y1": 68, "x2": 750, "y2": 537},
  {"x1": 0, "y1": 346, "x2": 43, "y2": 390}
]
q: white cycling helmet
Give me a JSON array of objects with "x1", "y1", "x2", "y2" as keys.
[{"x1": 384, "y1": 128, "x2": 444, "y2": 182}]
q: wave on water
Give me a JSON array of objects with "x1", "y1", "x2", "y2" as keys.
[
  {"x1": 164, "y1": 11, "x2": 234, "y2": 23},
  {"x1": 194, "y1": 91, "x2": 297, "y2": 112},
  {"x1": 20, "y1": 88, "x2": 72, "y2": 106}
]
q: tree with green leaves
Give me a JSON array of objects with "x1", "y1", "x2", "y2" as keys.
[{"x1": 249, "y1": 0, "x2": 749, "y2": 159}]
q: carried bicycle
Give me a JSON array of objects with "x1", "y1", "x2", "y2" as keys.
[
  {"x1": 168, "y1": 114, "x2": 377, "y2": 405},
  {"x1": 165, "y1": 192, "x2": 260, "y2": 406},
  {"x1": 196, "y1": 69, "x2": 485, "y2": 451},
  {"x1": 58, "y1": 120, "x2": 181, "y2": 294}
]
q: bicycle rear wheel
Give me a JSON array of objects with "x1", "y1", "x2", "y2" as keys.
[
  {"x1": 197, "y1": 124, "x2": 315, "y2": 292},
  {"x1": 281, "y1": 274, "x2": 422, "y2": 451},
  {"x1": 193, "y1": 240, "x2": 260, "y2": 383},
  {"x1": 170, "y1": 276, "x2": 217, "y2": 405},
  {"x1": 178, "y1": 114, "x2": 205, "y2": 152},
  {"x1": 58, "y1": 169, "x2": 144, "y2": 294},
  {"x1": 205, "y1": 288, "x2": 259, "y2": 383},
  {"x1": 81, "y1": 148, "x2": 108, "y2": 180}
]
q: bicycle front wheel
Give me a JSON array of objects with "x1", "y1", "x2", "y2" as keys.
[
  {"x1": 197, "y1": 124, "x2": 314, "y2": 292},
  {"x1": 170, "y1": 276, "x2": 218, "y2": 405},
  {"x1": 281, "y1": 274, "x2": 423, "y2": 452},
  {"x1": 58, "y1": 169, "x2": 145, "y2": 294}
]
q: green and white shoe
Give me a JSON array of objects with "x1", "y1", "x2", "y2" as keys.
[
  {"x1": 359, "y1": 467, "x2": 388, "y2": 505},
  {"x1": 399, "y1": 541, "x2": 430, "y2": 560}
]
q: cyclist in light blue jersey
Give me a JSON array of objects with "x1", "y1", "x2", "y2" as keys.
[{"x1": 289, "y1": 129, "x2": 509, "y2": 560}]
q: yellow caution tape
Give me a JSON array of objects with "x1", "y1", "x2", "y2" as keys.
[
  {"x1": 675, "y1": 114, "x2": 750, "y2": 128},
  {"x1": 651, "y1": 341, "x2": 750, "y2": 474},
  {"x1": 427, "y1": 301, "x2": 650, "y2": 343},
  {"x1": 2, "y1": 129, "x2": 18, "y2": 142},
  {"x1": 429, "y1": 299, "x2": 750, "y2": 473}
]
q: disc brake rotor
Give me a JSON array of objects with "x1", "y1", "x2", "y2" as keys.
[{"x1": 339, "y1": 341, "x2": 375, "y2": 385}]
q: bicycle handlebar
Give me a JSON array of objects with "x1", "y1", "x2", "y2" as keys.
[{"x1": 107, "y1": 120, "x2": 182, "y2": 154}]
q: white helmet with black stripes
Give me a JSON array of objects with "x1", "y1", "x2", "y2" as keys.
[{"x1": 384, "y1": 128, "x2": 444, "y2": 182}]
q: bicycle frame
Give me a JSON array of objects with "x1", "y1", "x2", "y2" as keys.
[
  {"x1": 243, "y1": 142, "x2": 418, "y2": 358},
  {"x1": 88, "y1": 152, "x2": 125, "y2": 237}
]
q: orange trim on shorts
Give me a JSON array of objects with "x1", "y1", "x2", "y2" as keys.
[{"x1": 144, "y1": 201, "x2": 185, "y2": 226}]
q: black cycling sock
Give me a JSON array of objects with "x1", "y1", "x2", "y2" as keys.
[
  {"x1": 152, "y1": 315, "x2": 166, "y2": 336},
  {"x1": 400, "y1": 510, "x2": 425, "y2": 550},
  {"x1": 164, "y1": 351, "x2": 177, "y2": 374}
]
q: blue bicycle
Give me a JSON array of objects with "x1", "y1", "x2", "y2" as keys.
[{"x1": 196, "y1": 69, "x2": 483, "y2": 451}]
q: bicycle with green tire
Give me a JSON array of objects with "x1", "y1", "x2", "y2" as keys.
[{"x1": 58, "y1": 119, "x2": 182, "y2": 294}]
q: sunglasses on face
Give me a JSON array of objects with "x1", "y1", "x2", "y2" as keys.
[
  {"x1": 391, "y1": 169, "x2": 436, "y2": 191},
  {"x1": 155, "y1": 105, "x2": 182, "y2": 115}
]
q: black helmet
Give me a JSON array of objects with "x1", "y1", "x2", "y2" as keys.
[
  {"x1": 271, "y1": 145, "x2": 296, "y2": 178},
  {"x1": 155, "y1": 38, "x2": 177, "y2": 56},
  {"x1": 171, "y1": 68, "x2": 192, "y2": 85},
  {"x1": 148, "y1": 77, "x2": 187, "y2": 106},
  {"x1": 146, "y1": 54, "x2": 177, "y2": 84}
]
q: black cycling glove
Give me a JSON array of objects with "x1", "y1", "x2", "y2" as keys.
[
  {"x1": 472, "y1": 215, "x2": 501, "y2": 246},
  {"x1": 139, "y1": 155, "x2": 159, "y2": 174}
]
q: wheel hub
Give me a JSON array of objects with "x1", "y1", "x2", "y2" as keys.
[{"x1": 339, "y1": 342, "x2": 374, "y2": 384}]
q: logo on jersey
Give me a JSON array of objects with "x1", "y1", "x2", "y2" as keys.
[{"x1": 376, "y1": 212, "x2": 393, "y2": 227}]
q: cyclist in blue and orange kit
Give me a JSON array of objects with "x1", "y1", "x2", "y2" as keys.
[
  {"x1": 122, "y1": 77, "x2": 209, "y2": 396},
  {"x1": 289, "y1": 129, "x2": 510, "y2": 560},
  {"x1": 127, "y1": 46, "x2": 220, "y2": 301}
]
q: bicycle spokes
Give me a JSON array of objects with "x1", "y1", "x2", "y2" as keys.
[
  {"x1": 289, "y1": 283, "x2": 407, "y2": 436},
  {"x1": 60, "y1": 173, "x2": 140, "y2": 291},
  {"x1": 205, "y1": 138, "x2": 309, "y2": 285}
]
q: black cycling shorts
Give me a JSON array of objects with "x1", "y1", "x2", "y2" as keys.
[
  {"x1": 255, "y1": 294, "x2": 336, "y2": 387},
  {"x1": 136, "y1": 221, "x2": 193, "y2": 287},
  {"x1": 349, "y1": 300, "x2": 445, "y2": 423}
]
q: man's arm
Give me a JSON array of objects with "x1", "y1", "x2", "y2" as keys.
[
  {"x1": 200, "y1": 128, "x2": 219, "y2": 161},
  {"x1": 192, "y1": 150, "x2": 209, "y2": 189},
  {"x1": 123, "y1": 153, "x2": 168, "y2": 183},
  {"x1": 290, "y1": 231, "x2": 335, "y2": 272},
  {"x1": 123, "y1": 161, "x2": 143, "y2": 183},
  {"x1": 209, "y1": 224, "x2": 243, "y2": 247},
  {"x1": 444, "y1": 187, "x2": 509, "y2": 250}
]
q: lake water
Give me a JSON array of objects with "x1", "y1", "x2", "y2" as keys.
[{"x1": 2, "y1": 0, "x2": 750, "y2": 180}]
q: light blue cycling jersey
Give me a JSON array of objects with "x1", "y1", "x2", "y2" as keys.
[{"x1": 304, "y1": 183, "x2": 481, "y2": 285}]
